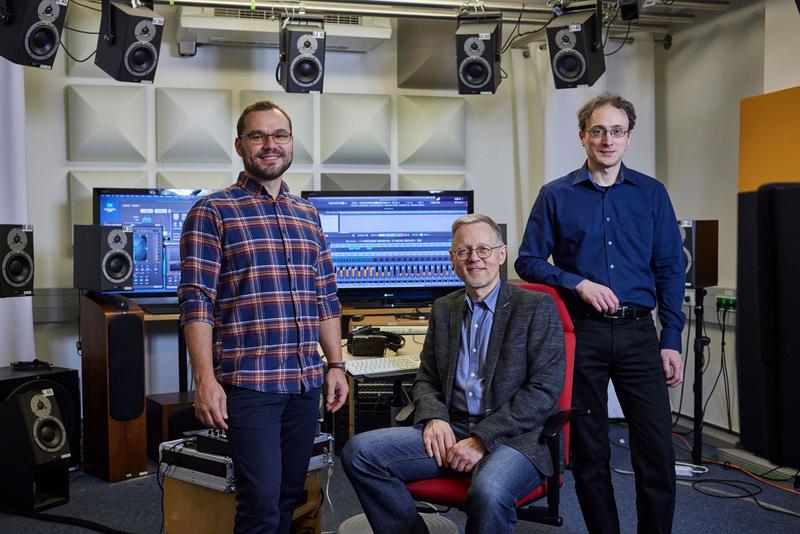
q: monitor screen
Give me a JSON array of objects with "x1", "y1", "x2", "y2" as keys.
[
  {"x1": 93, "y1": 188, "x2": 215, "y2": 296},
  {"x1": 302, "y1": 190, "x2": 474, "y2": 306}
]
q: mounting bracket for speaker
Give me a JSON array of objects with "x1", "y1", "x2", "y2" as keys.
[{"x1": 101, "y1": 0, "x2": 116, "y2": 45}]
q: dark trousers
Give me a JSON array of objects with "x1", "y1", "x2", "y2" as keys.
[
  {"x1": 570, "y1": 316, "x2": 675, "y2": 534},
  {"x1": 224, "y1": 385, "x2": 320, "y2": 534}
]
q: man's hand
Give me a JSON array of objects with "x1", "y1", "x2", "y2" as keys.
[
  {"x1": 423, "y1": 419, "x2": 456, "y2": 467},
  {"x1": 325, "y1": 368, "x2": 348, "y2": 412},
  {"x1": 446, "y1": 437, "x2": 486, "y2": 473},
  {"x1": 575, "y1": 279, "x2": 619, "y2": 313},
  {"x1": 661, "y1": 348, "x2": 684, "y2": 387},
  {"x1": 194, "y1": 378, "x2": 228, "y2": 429}
]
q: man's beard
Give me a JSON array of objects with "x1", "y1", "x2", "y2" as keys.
[{"x1": 242, "y1": 148, "x2": 293, "y2": 182}]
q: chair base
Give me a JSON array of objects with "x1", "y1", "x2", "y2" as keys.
[{"x1": 337, "y1": 512, "x2": 459, "y2": 534}]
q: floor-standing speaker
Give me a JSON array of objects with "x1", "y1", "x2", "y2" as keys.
[
  {"x1": 79, "y1": 292, "x2": 147, "y2": 481},
  {"x1": 0, "y1": 366, "x2": 80, "y2": 468},
  {"x1": 0, "y1": 387, "x2": 71, "y2": 510},
  {"x1": 737, "y1": 183, "x2": 800, "y2": 469}
]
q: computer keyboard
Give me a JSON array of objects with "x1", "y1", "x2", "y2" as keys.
[
  {"x1": 345, "y1": 355, "x2": 421, "y2": 378},
  {"x1": 376, "y1": 325, "x2": 429, "y2": 336}
]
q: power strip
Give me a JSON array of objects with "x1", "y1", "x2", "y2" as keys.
[{"x1": 377, "y1": 325, "x2": 428, "y2": 335}]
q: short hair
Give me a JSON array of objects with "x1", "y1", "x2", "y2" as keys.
[
  {"x1": 451, "y1": 214, "x2": 504, "y2": 245},
  {"x1": 577, "y1": 92, "x2": 637, "y2": 133},
  {"x1": 236, "y1": 100, "x2": 293, "y2": 137}
]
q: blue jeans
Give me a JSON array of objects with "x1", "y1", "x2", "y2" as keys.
[
  {"x1": 341, "y1": 422, "x2": 542, "y2": 534},
  {"x1": 224, "y1": 385, "x2": 320, "y2": 534}
]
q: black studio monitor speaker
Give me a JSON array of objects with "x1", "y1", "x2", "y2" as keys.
[
  {"x1": 455, "y1": 12, "x2": 502, "y2": 95},
  {"x1": 94, "y1": 1, "x2": 164, "y2": 83},
  {"x1": 546, "y1": 10, "x2": 605, "y2": 89},
  {"x1": 0, "y1": 0, "x2": 68, "y2": 69},
  {"x1": 278, "y1": 15, "x2": 326, "y2": 93},
  {"x1": 0, "y1": 386, "x2": 71, "y2": 510},
  {"x1": 1, "y1": 224, "x2": 34, "y2": 297},
  {"x1": 73, "y1": 225, "x2": 134, "y2": 292},
  {"x1": 678, "y1": 220, "x2": 718, "y2": 289}
]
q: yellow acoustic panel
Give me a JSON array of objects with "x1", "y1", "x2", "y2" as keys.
[{"x1": 739, "y1": 86, "x2": 800, "y2": 193}]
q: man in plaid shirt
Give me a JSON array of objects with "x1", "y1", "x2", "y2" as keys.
[{"x1": 179, "y1": 100, "x2": 348, "y2": 533}]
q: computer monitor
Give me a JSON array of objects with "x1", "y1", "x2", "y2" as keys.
[
  {"x1": 93, "y1": 188, "x2": 214, "y2": 298},
  {"x1": 301, "y1": 190, "x2": 474, "y2": 306}
]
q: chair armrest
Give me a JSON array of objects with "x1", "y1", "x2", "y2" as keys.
[
  {"x1": 539, "y1": 410, "x2": 572, "y2": 444},
  {"x1": 395, "y1": 403, "x2": 416, "y2": 425}
]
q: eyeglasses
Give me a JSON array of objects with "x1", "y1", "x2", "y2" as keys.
[
  {"x1": 452, "y1": 245, "x2": 503, "y2": 261},
  {"x1": 240, "y1": 131, "x2": 293, "y2": 145},
  {"x1": 586, "y1": 126, "x2": 629, "y2": 139}
]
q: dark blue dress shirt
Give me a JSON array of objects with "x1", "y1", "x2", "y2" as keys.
[{"x1": 515, "y1": 162, "x2": 686, "y2": 351}]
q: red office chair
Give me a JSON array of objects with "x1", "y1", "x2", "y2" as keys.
[{"x1": 402, "y1": 283, "x2": 576, "y2": 526}]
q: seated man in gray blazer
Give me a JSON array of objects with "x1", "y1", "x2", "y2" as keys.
[{"x1": 342, "y1": 213, "x2": 566, "y2": 534}]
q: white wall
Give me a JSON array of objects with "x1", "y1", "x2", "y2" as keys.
[
  {"x1": 764, "y1": 0, "x2": 800, "y2": 92},
  {"x1": 656, "y1": 0, "x2": 765, "y2": 431}
]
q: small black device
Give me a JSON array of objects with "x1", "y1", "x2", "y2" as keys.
[{"x1": 347, "y1": 326, "x2": 405, "y2": 357}]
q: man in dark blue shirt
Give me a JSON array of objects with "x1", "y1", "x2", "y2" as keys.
[{"x1": 515, "y1": 93, "x2": 685, "y2": 534}]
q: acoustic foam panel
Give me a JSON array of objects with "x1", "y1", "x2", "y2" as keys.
[
  {"x1": 66, "y1": 85, "x2": 147, "y2": 162},
  {"x1": 397, "y1": 96, "x2": 465, "y2": 166},
  {"x1": 155, "y1": 171, "x2": 233, "y2": 190},
  {"x1": 398, "y1": 174, "x2": 466, "y2": 191},
  {"x1": 156, "y1": 88, "x2": 232, "y2": 163},
  {"x1": 68, "y1": 170, "x2": 148, "y2": 229},
  {"x1": 320, "y1": 94, "x2": 390, "y2": 164},
  {"x1": 321, "y1": 173, "x2": 390, "y2": 191}
]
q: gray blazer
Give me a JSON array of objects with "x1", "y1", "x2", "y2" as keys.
[{"x1": 412, "y1": 281, "x2": 566, "y2": 476}]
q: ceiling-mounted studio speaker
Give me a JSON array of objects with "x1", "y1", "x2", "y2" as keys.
[
  {"x1": 455, "y1": 12, "x2": 502, "y2": 95},
  {"x1": 73, "y1": 225, "x2": 134, "y2": 292},
  {"x1": 546, "y1": 10, "x2": 606, "y2": 89},
  {"x1": 278, "y1": 14, "x2": 326, "y2": 93},
  {"x1": 0, "y1": 0, "x2": 68, "y2": 69},
  {"x1": 94, "y1": 1, "x2": 164, "y2": 83},
  {"x1": 1, "y1": 224, "x2": 34, "y2": 297}
]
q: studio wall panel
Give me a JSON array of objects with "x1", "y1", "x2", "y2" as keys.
[
  {"x1": 397, "y1": 96, "x2": 465, "y2": 166},
  {"x1": 283, "y1": 173, "x2": 314, "y2": 194},
  {"x1": 397, "y1": 19, "x2": 458, "y2": 90},
  {"x1": 64, "y1": 8, "x2": 105, "y2": 78},
  {"x1": 240, "y1": 91, "x2": 314, "y2": 165},
  {"x1": 66, "y1": 85, "x2": 147, "y2": 162},
  {"x1": 321, "y1": 174, "x2": 390, "y2": 191},
  {"x1": 156, "y1": 171, "x2": 233, "y2": 190},
  {"x1": 320, "y1": 94, "x2": 390, "y2": 164},
  {"x1": 68, "y1": 171, "x2": 148, "y2": 229},
  {"x1": 398, "y1": 174, "x2": 466, "y2": 191},
  {"x1": 156, "y1": 88, "x2": 232, "y2": 163}
]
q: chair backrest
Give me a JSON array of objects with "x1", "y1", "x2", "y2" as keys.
[{"x1": 513, "y1": 282, "x2": 575, "y2": 463}]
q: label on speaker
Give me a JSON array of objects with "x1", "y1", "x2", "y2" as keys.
[
  {"x1": 478, "y1": 33, "x2": 491, "y2": 40},
  {"x1": 153, "y1": 17, "x2": 165, "y2": 26},
  {"x1": 569, "y1": 24, "x2": 582, "y2": 32},
  {"x1": 56, "y1": 0, "x2": 68, "y2": 5},
  {"x1": 313, "y1": 31, "x2": 325, "y2": 39}
]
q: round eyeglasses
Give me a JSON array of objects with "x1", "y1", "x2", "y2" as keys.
[
  {"x1": 452, "y1": 245, "x2": 503, "y2": 261},
  {"x1": 240, "y1": 131, "x2": 293, "y2": 145}
]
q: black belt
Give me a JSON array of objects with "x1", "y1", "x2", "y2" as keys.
[{"x1": 583, "y1": 305, "x2": 652, "y2": 320}]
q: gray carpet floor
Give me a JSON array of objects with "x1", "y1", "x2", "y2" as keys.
[{"x1": 1, "y1": 425, "x2": 798, "y2": 533}]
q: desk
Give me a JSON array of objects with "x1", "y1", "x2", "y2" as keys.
[{"x1": 143, "y1": 313, "x2": 188, "y2": 392}]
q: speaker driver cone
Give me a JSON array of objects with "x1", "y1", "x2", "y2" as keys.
[
  {"x1": 102, "y1": 250, "x2": 132, "y2": 283},
  {"x1": 33, "y1": 415, "x2": 67, "y2": 453},
  {"x1": 289, "y1": 54, "x2": 323, "y2": 87},
  {"x1": 458, "y1": 56, "x2": 491, "y2": 89},
  {"x1": 24, "y1": 21, "x2": 59, "y2": 61},
  {"x1": 552, "y1": 49, "x2": 587, "y2": 83},
  {"x1": 2, "y1": 252, "x2": 34, "y2": 287},
  {"x1": 124, "y1": 41, "x2": 158, "y2": 77}
]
